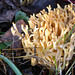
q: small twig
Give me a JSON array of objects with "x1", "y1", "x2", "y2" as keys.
[
  {"x1": 19, "y1": 59, "x2": 30, "y2": 66},
  {"x1": 2, "y1": 47, "x2": 43, "y2": 50},
  {"x1": 3, "y1": 48, "x2": 24, "y2": 50},
  {"x1": 0, "y1": 60, "x2": 7, "y2": 75},
  {"x1": 39, "y1": 68, "x2": 46, "y2": 75},
  {"x1": 0, "y1": 68, "x2": 7, "y2": 75}
]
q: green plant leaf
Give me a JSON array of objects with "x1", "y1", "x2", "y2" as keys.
[
  {"x1": 0, "y1": 42, "x2": 7, "y2": 49},
  {"x1": 0, "y1": 32, "x2": 5, "y2": 35},
  {"x1": 0, "y1": 41, "x2": 12, "y2": 49},
  {"x1": 15, "y1": 11, "x2": 29, "y2": 22},
  {"x1": 4, "y1": 41, "x2": 12, "y2": 46},
  {"x1": 0, "y1": 55, "x2": 22, "y2": 75}
]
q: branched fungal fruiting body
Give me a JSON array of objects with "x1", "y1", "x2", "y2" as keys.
[{"x1": 11, "y1": 4, "x2": 75, "y2": 70}]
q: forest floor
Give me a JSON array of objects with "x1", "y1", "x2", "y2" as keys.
[{"x1": 0, "y1": 0, "x2": 75, "y2": 75}]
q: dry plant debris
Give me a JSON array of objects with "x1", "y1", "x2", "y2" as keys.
[{"x1": 11, "y1": 4, "x2": 75, "y2": 70}]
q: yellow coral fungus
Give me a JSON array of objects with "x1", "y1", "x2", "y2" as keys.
[{"x1": 11, "y1": 4, "x2": 75, "y2": 70}]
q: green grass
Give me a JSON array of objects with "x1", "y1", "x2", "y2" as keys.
[
  {"x1": 0, "y1": 55, "x2": 22, "y2": 75},
  {"x1": 65, "y1": 61, "x2": 75, "y2": 75},
  {"x1": 53, "y1": 56, "x2": 58, "y2": 75},
  {"x1": 66, "y1": 24, "x2": 75, "y2": 42}
]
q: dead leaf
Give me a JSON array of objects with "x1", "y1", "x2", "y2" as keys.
[
  {"x1": 2, "y1": 0, "x2": 17, "y2": 9},
  {"x1": 1, "y1": 20, "x2": 26, "y2": 48},
  {"x1": 0, "y1": 2, "x2": 5, "y2": 10},
  {"x1": 0, "y1": 10, "x2": 18, "y2": 23}
]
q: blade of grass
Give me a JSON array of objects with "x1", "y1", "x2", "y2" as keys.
[
  {"x1": 65, "y1": 61, "x2": 75, "y2": 75},
  {"x1": 67, "y1": 24, "x2": 75, "y2": 42},
  {"x1": 53, "y1": 56, "x2": 58, "y2": 75},
  {"x1": 0, "y1": 49, "x2": 1, "y2": 55},
  {"x1": 0, "y1": 55, "x2": 22, "y2": 75},
  {"x1": 64, "y1": 34, "x2": 66, "y2": 44},
  {"x1": 53, "y1": 56, "x2": 57, "y2": 70},
  {"x1": 58, "y1": 63, "x2": 67, "y2": 72}
]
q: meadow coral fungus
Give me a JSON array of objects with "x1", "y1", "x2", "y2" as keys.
[{"x1": 11, "y1": 4, "x2": 75, "y2": 70}]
